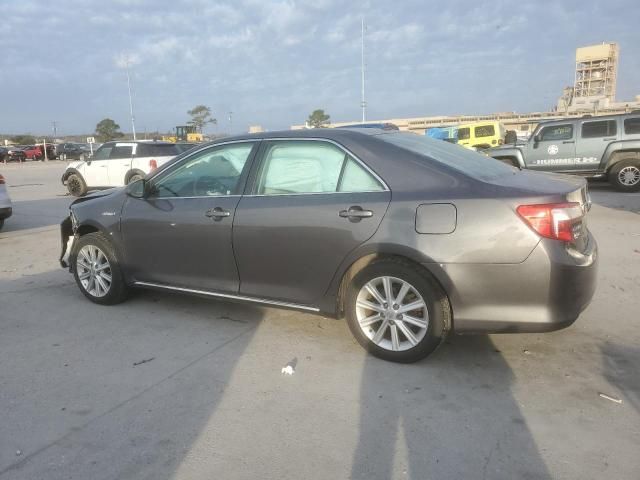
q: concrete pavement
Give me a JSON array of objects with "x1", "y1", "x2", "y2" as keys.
[{"x1": 0, "y1": 162, "x2": 639, "y2": 479}]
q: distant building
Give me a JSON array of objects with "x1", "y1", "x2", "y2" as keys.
[{"x1": 248, "y1": 125, "x2": 264, "y2": 134}]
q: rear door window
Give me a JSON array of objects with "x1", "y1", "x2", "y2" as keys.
[
  {"x1": 254, "y1": 141, "x2": 384, "y2": 195},
  {"x1": 458, "y1": 127, "x2": 470, "y2": 140},
  {"x1": 624, "y1": 117, "x2": 640, "y2": 135},
  {"x1": 581, "y1": 120, "x2": 617, "y2": 138},
  {"x1": 109, "y1": 145, "x2": 133, "y2": 159}
]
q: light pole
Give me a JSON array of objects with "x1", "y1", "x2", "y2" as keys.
[
  {"x1": 228, "y1": 111, "x2": 233, "y2": 134},
  {"x1": 361, "y1": 18, "x2": 367, "y2": 123},
  {"x1": 124, "y1": 59, "x2": 137, "y2": 140}
]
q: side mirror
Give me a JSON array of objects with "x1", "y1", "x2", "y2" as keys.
[
  {"x1": 126, "y1": 178, "x2": 149, "y2": 199},
  {"x1": 533, "y1": 133, "x2": 542, "y2": 143}
]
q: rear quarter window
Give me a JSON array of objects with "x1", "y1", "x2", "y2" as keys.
[
  {"x1": 379, "y1": 132, "x2": 515, "y2": 181},
  {"x1": 136, "y1": 143, "x2": 180, "y2": 157},
  {"x1": 624, "y1": 117, "x2": 640, "y2": 135}
]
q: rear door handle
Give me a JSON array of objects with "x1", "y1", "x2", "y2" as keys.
[
  {"x1": 603, "y1": 137, "x2": 616, "y2": 141},
  {"x1": 339, "y1": 206, "x2": 373, "y2": 220},
  {"x1": 205, "y1": 207, "x2": 230, "y2": 220}
]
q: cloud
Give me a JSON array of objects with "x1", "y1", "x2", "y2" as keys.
[{"x1": 1, "y1": 0, "x2": 639, "y2": 135}]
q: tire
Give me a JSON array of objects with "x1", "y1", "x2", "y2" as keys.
[
  {"x1": 609, "y1": 160, "x2": 640, "y2": 192},
  {"x1": 127, "y1": 173, "x2": 144, "y2": 184},
  {"x1": 70, "y1": 232, "x2": 129, "y2": 305},
  {"x1": 0, "y1": 218, "x2": 4, "y2": 230},
  {"x1": 66, "y1": 173, "x2": 87, "y2": 197},
  {"x1": 344, "y1": 258, "x2": 451, "y2": 363}
]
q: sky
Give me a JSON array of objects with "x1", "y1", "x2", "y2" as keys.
[{"x1": 1, "y1": 0, "x2": 639, "y2": 136}]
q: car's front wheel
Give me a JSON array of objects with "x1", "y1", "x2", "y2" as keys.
[
  {"x1": 345, "y1": 258, "x2": 451, "y2": 363},
  {"x1": 66, "y1": 173, "x2": 87, "y2": 196},
  {"x1": 71, "y1": 232, "x2": 128, "y2": 305}
]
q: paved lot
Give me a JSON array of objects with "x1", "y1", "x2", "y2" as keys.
[{"x1": 1, "y1": 161, "x2": 639, "y2": 480}]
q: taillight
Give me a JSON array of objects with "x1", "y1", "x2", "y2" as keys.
[
  {"x1": 149, "y1": 159, "x2": 157, "y2": 170},
  {"x1": 516, "y1": 203, "x2": 584, "y2": 242},
  {"x1": 0, "y1": 174, "x2": 5, "y2": 184},
  {"x1": 498, "y1": 139, "x2": 503, "y2": 145}
]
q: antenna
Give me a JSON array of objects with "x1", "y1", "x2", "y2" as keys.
[
  {"x1": 361, "y1": 18, "x2": 367, "y2": 123},
  {"x1": 124, "y1": 57, "x2": 137, "y2": 141}
]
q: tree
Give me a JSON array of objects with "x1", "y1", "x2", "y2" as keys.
[
  {"x1": 10, "y1": 134, "x2": 36, "y2": 145},
  {"x1": 187, "y1": 105, "x2": 217, "y2": 133},
  {"x1": 95, "y1": 118, "x2": 123, "y2": 142},
  {"x1": 307, "y1": 109, "x2": 330, "y2": 128}
]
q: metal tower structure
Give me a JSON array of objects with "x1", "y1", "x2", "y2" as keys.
[{"x1": 573, "y1": 42, "x2": 619, "y2": 101}]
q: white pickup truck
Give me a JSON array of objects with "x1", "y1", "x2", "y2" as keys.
[{"x1": 61, "y1": 141, "x2": 181, "y2": 196}]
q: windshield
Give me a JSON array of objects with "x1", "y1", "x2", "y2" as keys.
[{"x1": 377, "y1": 132, "x2": 515, "y2": 180}]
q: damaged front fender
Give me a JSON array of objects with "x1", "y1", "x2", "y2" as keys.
[{"x1": 59, "y1": 216, "x2": 75, "y2": 269}]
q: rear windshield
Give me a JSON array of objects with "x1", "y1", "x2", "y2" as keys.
[
  {"x1": 377, "y1": 132, "x2": 515, "y2": 180},
  {"x1": 474, "y1": 125, "x2": 495, "y2": 137},
  {"x1": 136, "y1": 143, "x2": 179, "y2": 157}
]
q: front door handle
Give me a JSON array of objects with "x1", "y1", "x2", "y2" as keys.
[
  {"x1": 562, "y1": 140, "x2": 575, "y2": 144},
  {"x1": 339, "y1": 206, "x2": 373, "y2": 220},
  {"x1": 205, "y1": 207, "x2": 230, "y2": 220}
]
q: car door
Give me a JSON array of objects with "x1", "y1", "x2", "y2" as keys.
[
  {"x1": 577, "y1": 119, "x2": 618, "y2": 171},
  {"x1": 120, "y1": 141, "x2": 259, "y2": 292},
  {"x1": 81, "y1": 143, "x2": 112, "y2": 187},
  {"x1": 106, "y1": 143, "x2": 135, "y2": 186},
  {"x1": 524, "y1": 123, "x2": 576, "y2": 172},
  {"x1": 233, "y1": 139, "x2": 391, "y2": 306}
]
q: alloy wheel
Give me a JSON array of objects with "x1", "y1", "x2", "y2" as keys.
[
  {"x1": 76, "y1": 245, "x2": 112, "y2": 297},
  {"x1": 355, "y1": 276, "x2": 429, "y2": 352},
  {"x1": 618, "y1": 166, "x2": 640, "y2": 186}
]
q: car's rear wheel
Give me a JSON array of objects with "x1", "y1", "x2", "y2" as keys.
[
  {"x1": 0, "y1": 219, "x2": 4, "y2": 230},
  {"x1": 345, "y1": 258, "x2": 451, "y2": 363},
  {"x1": 610, "y1": 160, "x2": 640, "y2": 192},
  {"x1": 71, "y1": 232, "x2": 128, "y2": 305},
  {"x1": 66, "y1": 173, "x2": 87, "y2": 196}
]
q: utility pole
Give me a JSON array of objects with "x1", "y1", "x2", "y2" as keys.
[
  {"x1": 361, "y1": 18, "x2": 367, "y2": 123},
  {"x1": 228, "y1": 111, "x2": 233, "y2": 133},
  {"x1": 52, "y1": 121, "x2": 58, "y2": 140},
  {"x1": 124, "y1": 58, "x2": 137, "y2": 140}
]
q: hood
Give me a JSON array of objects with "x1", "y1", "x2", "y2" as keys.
[{"x1": 67, "y1": 160, "x2": 85, "y2": 169}]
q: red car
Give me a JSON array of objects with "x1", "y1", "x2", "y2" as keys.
[{"x1": 22, "y1": 145, "x2": 43, "y2": 160}]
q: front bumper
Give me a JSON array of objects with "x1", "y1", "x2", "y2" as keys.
[
  {"x1": 430, "y1": 232, "x2": 598, "y2": 334},
  {"x1": 59, "y1": 216, "x2": 75, "y2": 269},
  {"x1": 0, "y1": 206, "x2": 12, "y2": 220}
]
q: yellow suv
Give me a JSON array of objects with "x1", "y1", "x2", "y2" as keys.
[{"x1": 457, "y1": 121, "x2": 506, "y2": 150}]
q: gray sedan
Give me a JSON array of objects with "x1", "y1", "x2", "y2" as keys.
[
  {"x1": 59, "y1": 129, "x2": 597, "y2": 362},
  {"x1": 0, "y1": 173, "x2": 13, "y2": 230}
]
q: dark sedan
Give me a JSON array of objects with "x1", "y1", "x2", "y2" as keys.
[
  {"x1": 59, "y1": 129, "x2": 597, "y2": 362},
  {"x1": 1, "y1": 146, "x2": 27, "y2": 162}
]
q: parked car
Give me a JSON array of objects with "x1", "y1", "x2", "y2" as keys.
[
  {"x1": 61, "y1": 140, "x2": 180, "y2": 196},
  {"x1": 22, "y1": 145, "x2": 43, "y2": 160},
  {"x1": 486, "y1": 112, "x2": 640, "y2": 191},
  {"x1": 1, "y1": 146, "x2": 27, "y2": 162},
  {"x1": 59, "y1": 129, "x2": 597, "y2": 363},
  {"x1": 55, "y1": 143, "x2": 90, "y2": 161},
  {"x1": 457, "y1": 121, "x2": 507, "y2": 150},
  {"x1": 0, "y1": 173, "x2": 12, "y2": 230}
]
